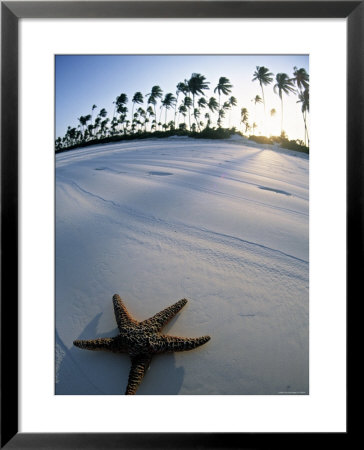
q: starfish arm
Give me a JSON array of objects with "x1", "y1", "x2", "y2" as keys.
[
  {"x1": 141, "y1": 298, "x2": 188, "y2": 332},
  {"x1": 125, "y1": 354, "x2": 152, "y2": 395},
  {"x1": 113, "y1": 294, "x2": 137, "y2": 331},
  {"x1": 73, "y1": 337, "x2": 115, "y2": 351},
  {"x1": 157, "y1": 335, "x2": 211, "y2": 353}
]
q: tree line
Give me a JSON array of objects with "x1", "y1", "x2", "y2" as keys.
[{"x1": 55, "y1": 66, "x2": 309, "y2": 151}]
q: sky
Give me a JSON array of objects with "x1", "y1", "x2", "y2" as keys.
[{"x1": 55, "y1": 54, "x2": 309, "y2": 141}]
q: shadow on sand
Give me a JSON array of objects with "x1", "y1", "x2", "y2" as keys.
[{"x1": 56, "y1": 313, "x2": 185, "y2": 395}]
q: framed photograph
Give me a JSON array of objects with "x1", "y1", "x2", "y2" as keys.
[{"x1": 2, "y1": 1, "x2": 356, "y2": 448}]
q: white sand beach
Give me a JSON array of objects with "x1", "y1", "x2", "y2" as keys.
[{"x1": 55, "y1": 136, "x2": 309, "y2": 395}]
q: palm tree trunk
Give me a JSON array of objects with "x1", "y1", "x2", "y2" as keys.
[
  {"x1": 302, "y1": 112, "x2": 306, "y2": 146},
  {"x1": 260, "y1": 82, "x2": 268, "y2": 136},
  {"x1": 260, "y1": 83, "x2": 266, "y2": 115},
  {"x1": 195, "y1": 111, "x2": 201, "y2": 132},
  {"x1": 174, "y1": 94, "x2": 179, "y2": 128},
  {"x1": 281, "y1": 97, "x2": 283, "y2": 135},
  {"x1": 192, "y1": 94, "x2": 196, "y2": 129},
  {"x1": 303, "y1": 110, "x2": 309, "y2": 146},
  {"x1": 131, "y1": 104, "x2": 135, "y2": 133},
  {"x1": 159, "y1": 107, "x2": 163, "y2": 126}
]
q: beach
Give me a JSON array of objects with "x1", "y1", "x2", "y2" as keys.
[{"x1": 55, "y1": 136, "x2": 309, "y2": 395}]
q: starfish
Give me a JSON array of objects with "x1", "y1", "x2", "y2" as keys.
[{"x1": 73, "y1": 294, "x2": 211, "y2": 395}]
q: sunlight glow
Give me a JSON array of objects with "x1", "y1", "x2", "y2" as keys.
[{"x1": 56, "y1": 55, "x2": 309, "y2": 145}]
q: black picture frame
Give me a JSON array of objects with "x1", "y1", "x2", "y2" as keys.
[{"x1": 1, "y1": 1, "x2": 356, "y2": 448}]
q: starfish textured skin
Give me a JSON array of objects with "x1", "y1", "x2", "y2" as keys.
[{"x1": 73, "y1": 294, "x2": 211, "y2": 394}]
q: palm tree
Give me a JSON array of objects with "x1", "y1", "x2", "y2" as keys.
[
  {"x1": 147, "y1": 95, "x2": 156, "y2": 129},
  {"x1": 94, "y1": 116, "x2": 101, "y2": 137},
  {"x1": 183, "y1": 96, "x2": 192, "y2": 130},
  {"x1": 217, "y1": 108, "x2": 226, "y2": 128},
  {"x1": 131, "y1": 92, "x2": 144, "y2": 132},
  {"x1": 297, "y1": 86, "x2": 309, "y2": 146},
  {"x1": 146, "y1": 106, "x2": 155, "y2": 132},
  {"x1": 55, "y1": 136, "x2": 63, "y2": 150},
  {"x1": 252, "y1": 94, "x2": 263, "y2": 113},
  {"x1": 87, "y1": 123, "x2": 94, "y2": 139},
  {"x1": 219, "y1": 101, "x2": 231, "y2": 127},
  {"x1": 84, "y1": 128, "x2": 90, "y2": 141},
  {"x1": 252, "y1": 95, "x2": 263, "y2": 106},
  {"x1": 116, "y1": 102, "x2": 128, "y2": 119},
  {"x1": 273, "y1": 73, "x2": 296, "y2": 134},
  {"x1": 98, "y1": 108, "x2": 107, "y2": 118},
  {"x1": 269, "y1": 108, "x2": 277, "y2": 136},
  {"x1": 115, "y1": 94, "x2": 128, "y2": 121},
  {"x1": 117, "y1": 106, "x2": 128, "y2": 133},
  {"x1": 252, "y1": 66, "x2": 273, "y2": 115},
  {"x1": 197, "y1": 97, "x2": 207, "y2": 110},
  {"x1": 214, "y1": 77, "x2": 233, "y2": 111},
  {"x1": 293, "y1": 67, "x2": 309, "y2": 145},
  {"x1": 240, "y1": 107, "x2": 249, "y2": 134},
  {"x1": 175, "y1": 81, "x2": 188, "y2": 127},
  {"x1": 188, "y1": 74, "x2": 209, "y2": 104},
  {"x1": 292, "y1": 67, "x2": 309, "y2": 92},
  {"x1": 207, "y1": 97, "x2": 219, "y2": 127},
  {"x1": 143, "y1": 117, "x2": 149, "y2": 132},
  {"x1": 76, "y1": 129, "x2": 82, "y2": 143},
  {"x1": 116, "y1": 93, "x2": 128, "y2": 106},
  {"x1": 250, "y1": 94, "x2": 263, "y2": 130},
  {"x1": 178, "y1": 104, "x2": 188, "y2": 128},
  {"x1": 100, "y1": 118, "x2": 109, "y2": 137},
  {"x1": 78, "y1": 116, "x2": 87, "y2": 135},
  {"x1": 252, "y1": 122, "x2": 258, "y2": 135},
  {"x1": 77, "y1": 115, "x2": 91, "y2": 140},
  {"x1": 197, "y1": 97, "x2": 208, "y2": 131},
  {"x1": 84, "y1": 114, "x2": 91, "y2": 126},
  {"x1": 161, "y1": 93, "x2": 177, "y2": 128},
  {"x1": 193, "y1": 108, "x2": 201, "y2": 131},
  {"x1": 147, "y1": 86, "x2": 163, "y2": 130},
  {"x1": 204, "y1": 112, "x2": 211, "y2": 128},
  {"x1": 228, "y1": 96, "x2": 237, "y2": 126},
  {"x1": 110, "y1": 117, "x2": 118, "y2": 136},
  {"x1": 91, "y1": 104, "x2": 97, "y2": 122},
  {"x1": 136, "y1": 107, "x2": 146, "y2": 132},
  {"x1": 67, "y1": 127, "x2": 77, "y2": 145},
  {"x1": 119, "y1": 112, "x2": 126, "y2": 134},
  {"x1": 188, "y1": 73, "x2": 210, "y2": 128}
]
